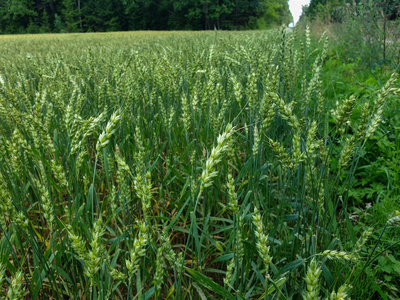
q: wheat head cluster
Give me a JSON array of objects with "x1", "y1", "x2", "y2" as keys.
[{"x1": 0, "y1": 28, "x2": 398, "y2": 299}]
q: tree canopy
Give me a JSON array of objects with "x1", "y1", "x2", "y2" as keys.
[{"x1": 0, "y1": 0, "x2": 293, "y2": 34}]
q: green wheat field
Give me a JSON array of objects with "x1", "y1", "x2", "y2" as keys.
[{"x1": 0, "y1": 29, "x2": 399, "y2": 299}]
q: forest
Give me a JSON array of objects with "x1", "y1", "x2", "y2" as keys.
[{"x1": 0, "y1": 0, "x2": 293, "y2": 33}]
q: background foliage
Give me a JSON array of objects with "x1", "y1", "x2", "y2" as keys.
[{"x1": 0, "y1": 0, "x2": 293, "y2": 33}]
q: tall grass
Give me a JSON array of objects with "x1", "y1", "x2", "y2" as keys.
[{"x1": 0, "y1": 28, "x2": 398, "y2": 299}]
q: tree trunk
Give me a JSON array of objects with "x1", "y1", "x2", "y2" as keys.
[
  {"x1": 49, "y1": 0, "x2": 55, "y2": 13},
  {"x1": 204, "y1": 1, "x2": 209, "y2": 30},
  {"x1": 78, "y1": 0, "x2": 82, "y2": 30}
]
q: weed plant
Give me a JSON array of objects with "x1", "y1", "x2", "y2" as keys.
[{"x1": 0, "y1": 29, "x2": 399, "y2": 299}]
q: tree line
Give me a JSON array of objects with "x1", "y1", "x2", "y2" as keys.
[
  {"x1": 0, "y1": 0, "x2": 293, "y2": 34},
  {"x1": 304, "y1": 0, "x2": 399, "y2": 23}
]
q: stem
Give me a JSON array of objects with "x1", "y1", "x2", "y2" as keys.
[
  {"x1": 355, "y1": 224, "x2": 387, "y2": 282},
  {"x1": 264, "y1": 273, "x2": 270, "y2": 300},
  {"x1": 176, "y1": 188, "x2": 202, "y2": 297},
  {"x1": 92, "y1": 156, "x2": 98, "y2": 219}
]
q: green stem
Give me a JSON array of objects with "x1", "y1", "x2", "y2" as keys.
[
  {"x1": 355, "y1": 225, "x2": 387, "y2": 282},
  {"x1": 92, "y1": 156, "x2": 98, "y2": 219}
]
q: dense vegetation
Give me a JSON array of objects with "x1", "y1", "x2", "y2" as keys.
[
  {"x1": 302, "y1": 0, "x2": 400, "y2": 77},
  {"x1": 0, "y1": 0, "x2": 292, "y2": 33},
  {"x1": 0, "y1": 27, "x2": 400, "y2": 299},
  {"x1": 304, "y1": 0, "x2": 399, "y2": 22}
]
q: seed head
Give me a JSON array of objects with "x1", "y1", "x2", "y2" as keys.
[
  {"x1": 320, "y1": 250, "x2": 354, "y2": 261},
  {"x1": 303, "y1": 258, "x2": 322, "y2": 300},
  {"x1": 200, "y1": 124, "x2": 234, "y2": 191},
  {"x1": 7, "y1": 271, "x2": 25, "y2": 300}
]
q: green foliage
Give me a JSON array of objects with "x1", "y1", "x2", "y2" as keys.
[
  {"x1": 311, "y1": 26, "x2": 400, "y2": 297},
  {"x1": 303, "y1": 0, "x2": 400, "y2": 69},
  {"x1": 337, "y1": 0, "x2": 400, "y2": 70},
  {"x1": 53, "y1": 13, "x2": 64, "y2": 33},
  {"x1": 306, "y1": 0, "x2": 347, "y2": 22},
  {"x1": 62, "y1": 0, "x2": 82, "y2": 32},
  {"x1": 0, "y1": 0, "x2": 292, "y2": 33},
  {"x1": 306, "y1": 0, "x2": 399, "y2": 22},
  {"x1": 350, "y1": 225, "x2": 400, "y2": 298},
  {"x1": 0, "y1": 28, "x2": 398, "y2": 299}
]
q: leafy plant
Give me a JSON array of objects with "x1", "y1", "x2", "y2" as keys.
[{"x1": 0, "y1": 27, "x2": 399, "y2": 299}]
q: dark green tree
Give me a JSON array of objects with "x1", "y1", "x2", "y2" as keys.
[
  {"x1": 1, "y1": 0, "x2": 38, "y2": 33},
  {"x1": 40, "y1": 8, "x2": 51, "y2": 32},
  {"x1": 0, "y1": 0, "x2": 295, "y2": 33},
  {"x1": 62, "y1": 0, "x2": 82, "y2": 32}
]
